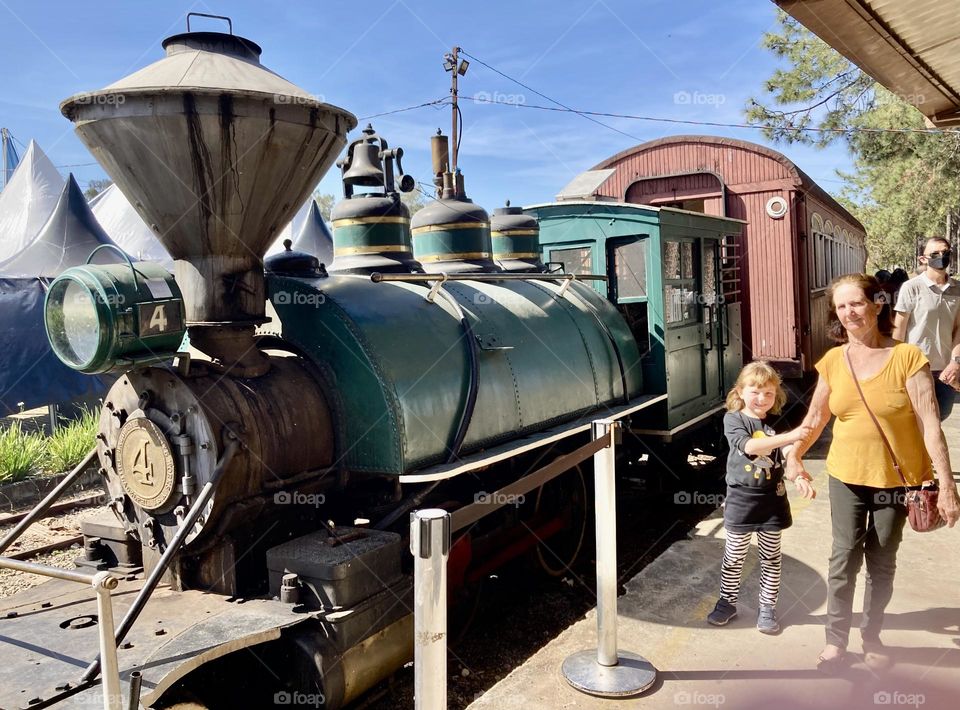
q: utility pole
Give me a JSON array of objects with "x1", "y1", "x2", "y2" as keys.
[{"x1": 443, "y1": 48, "x2": 468, "y2": 196}]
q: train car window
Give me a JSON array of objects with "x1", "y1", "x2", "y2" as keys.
[
  {"x1": 663, "y1": 239, "x2": 699, "y2": 325},
  {"x1": 702, "y1": 242, "x2": 718, "y2": 305},
  {"x1": 664, "y1": 241, "x2": 681, "y2": 280},
  {"x1": 681, "y1": 242, "x2": 695, "y2": 279},
  {"x1": 612, "y1": 239, "x2": 647, "y2": 299},
  {"x1": 549, "y1": 247, "x2": 592, "y2": 275}
]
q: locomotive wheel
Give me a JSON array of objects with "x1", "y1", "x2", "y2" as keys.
[{"x1": 533, "y1": 463, "x2": 588, "y2": 577}]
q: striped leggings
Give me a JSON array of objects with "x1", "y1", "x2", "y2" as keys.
[{"x1": 720, "y1": 530, "x2": 782, "y2": 607}]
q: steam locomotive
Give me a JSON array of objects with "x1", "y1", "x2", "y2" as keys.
[{"x1": 0, "y1": 20, "x2": 742, "y2": 710}]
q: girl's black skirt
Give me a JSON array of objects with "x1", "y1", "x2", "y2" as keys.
[{"x1": 723, "y1": 484, "x2": 792, "y2": 533}]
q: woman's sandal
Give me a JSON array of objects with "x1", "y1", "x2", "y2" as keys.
[{"x1": 816, "y1": 651, "x2": 849, "y2": 675}]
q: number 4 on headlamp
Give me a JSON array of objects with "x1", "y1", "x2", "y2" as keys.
[{"x1": 44, "y1": 245, "x2": 186, "y2": 374}]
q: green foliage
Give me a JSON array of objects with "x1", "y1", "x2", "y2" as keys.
[
  {"x1": 0, "y1": 422, "x2": 47, "y2": 483},
  {"x1": 401, "y1": 190, "x2": 426, "y2": 216},
  {"x1": 314, "y1": 189, "x2": 426, "y2": 221},
  {"x1": 747, "y1": 10, "x2": 960, "y2": 269},
  {"x1": 0, "y1": 409, "x2": 98, "y2": 483},
  {"x1": 46, "y1": 408, "x2": 98, "y2": 474},
  {"x1": 83, "y1": 178, "x2": 113, "y2": 200},
  {"x1": 313, "y1": 191, "x2": 335, "y2": 221}
]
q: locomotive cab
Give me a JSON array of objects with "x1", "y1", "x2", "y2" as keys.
[{"x1": 529, "y1": 201, "x2": 745, "y2": 437}]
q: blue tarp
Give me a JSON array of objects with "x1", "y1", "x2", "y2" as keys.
[
  {"x1": 0, "y1": 277, "x2": 108, "y2": 414},
  {"x1": 1, "y1": 134, "x2": 19, "y2": 189}
]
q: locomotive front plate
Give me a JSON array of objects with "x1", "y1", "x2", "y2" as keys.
[{"x1": 116, "y1": 417, "x2": 177, "y2": 511}]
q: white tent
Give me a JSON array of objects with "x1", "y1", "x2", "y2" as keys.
[
  {"x1": 0, "y1": 174, "x2": 127, "y2": 278},
  {"x1": 266, "y1": 197, "x2": 320, "y2": 256},
  {"x1": 90, "y1": 183, "x2": 173, "y2": 269},
  {"x1": 0, "y1": 141, "x2": 65, "y2": 263},
  {"x1": 291, "y1": 200, "x2": 334, "y2": 265}
]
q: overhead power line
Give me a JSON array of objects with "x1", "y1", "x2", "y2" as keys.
[{"x1": 460, "y1": 49, "x2": 955, "y2": 138}]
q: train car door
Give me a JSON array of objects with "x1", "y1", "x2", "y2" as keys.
[
  {"x1": 661, "y1": 237, "x2": 723, "y2": 427},
  {"x1": 605, "y1": 235, "x2": 650, "y2": 358}
]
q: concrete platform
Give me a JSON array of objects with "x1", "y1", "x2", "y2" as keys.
[{"x1": 469, "y1": 406, "x2": 960, "y2": 710}]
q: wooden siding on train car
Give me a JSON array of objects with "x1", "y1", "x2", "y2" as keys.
[
  {"x1": 802, "y1": 195, "x2": 868, "y2": 367},
  {"x1": 592, "y1": 137, "x2": 866, "y2": 376}
]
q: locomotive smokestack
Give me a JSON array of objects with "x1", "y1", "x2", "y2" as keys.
[{"x1": 60, "y1": 18, "x2": 357, "y2": 375}]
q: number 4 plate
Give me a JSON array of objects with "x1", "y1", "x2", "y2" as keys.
[{"x1": 138, "y1": 301, "x2": 183, "y2": 337}]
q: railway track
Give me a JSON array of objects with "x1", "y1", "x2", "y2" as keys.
[{"x1": 0, "y1": 492, "x2": 110, "y2": 597}]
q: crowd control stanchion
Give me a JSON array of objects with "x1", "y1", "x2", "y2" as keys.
[
  {"x1": 562, "y1": 419, "x2": 657, "y2": 697},
  {"x1": 411, "y1": 508, "x2": 451, "y2": 710}
]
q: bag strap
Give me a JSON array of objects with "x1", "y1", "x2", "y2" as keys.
[{"x1": 844, "y1": 346, "x2": 910, "y2": 488}]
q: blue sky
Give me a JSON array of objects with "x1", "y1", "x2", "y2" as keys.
[{"x1": 0, "y1": 0, "x2": 854, "y2": 211}]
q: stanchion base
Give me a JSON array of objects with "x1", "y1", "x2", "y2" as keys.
[{"x1": 562, "y1": 649, "x2": 657, "y2": 698}]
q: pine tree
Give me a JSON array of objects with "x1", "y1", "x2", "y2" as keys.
[{"x1": 747, "y1": 10, "x2": 960, "y2": 269}]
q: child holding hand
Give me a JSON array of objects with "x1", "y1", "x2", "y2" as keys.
[{"x1": 707, "y1": 361, "x2": 816, "y2": 634}]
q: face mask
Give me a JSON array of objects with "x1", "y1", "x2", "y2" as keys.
[{"x1": 927, "y1": 253, "x2": 951, "y2": 270}]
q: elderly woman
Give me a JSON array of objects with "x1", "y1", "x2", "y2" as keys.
[{"x1": 787, "y1": 274, "x2": 959, "y2": 672}]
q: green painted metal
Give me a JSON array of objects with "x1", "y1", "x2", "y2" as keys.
[
  {"x1": 530, "y1": 201, "x2": 743, "y2": 432},
  {"x1": 267, "y1": 273, "x2": 642, "y2": 475},
  {"x1": 44, "y1": 260, "x2": 185, "y2": 374},
  {"x1": 412, "y1": 226, "x2": 492, "y2": 263},
  {"x1": 333, "y1": 222, "x2": 412, "y2": 252}
]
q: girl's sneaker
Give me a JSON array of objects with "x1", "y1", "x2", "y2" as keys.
[
  {"x1": 707, "y1": 598, "x2": 737, "y2": 625},
  {"x1": 757, "y1": 604, "x2": 780, "y2": 634}
]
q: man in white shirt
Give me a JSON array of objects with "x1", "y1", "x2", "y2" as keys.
[{"x1": 893, "y1": 236, "x2": 960, "y2": 420}]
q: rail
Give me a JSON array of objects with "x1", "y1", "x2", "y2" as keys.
[
  {"x1": 369, "y1": 271, "x2": 608, "y2": 283},
  {"x1": 0, "y1": 557, "x2": 126, "y2": 710}
]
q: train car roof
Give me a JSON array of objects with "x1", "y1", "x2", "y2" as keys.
[
  {"x1": 524, "y1": 199, "x2": 748, "y2": 225},
  {"x1": 590, "y1": 135, "x2": 865, "y2": 233}
]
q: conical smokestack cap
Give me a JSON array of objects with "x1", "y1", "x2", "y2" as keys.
[
  {"x1": 59, "y1": 26, "x2": 356, "y2": 372},
  {"x1": 60, "y1": 30, "x2": 356, "y2": 268}
]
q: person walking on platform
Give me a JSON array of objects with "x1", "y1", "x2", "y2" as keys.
[
  {"x1": 893, "y1": 237, "x2": 960, "y2": 419},
  {"x1": 707, "y1": 362, "x2": 816, "y2": 634},
  {"x1": 788, "y1": 274, "x2": 960, "y2": 674}
]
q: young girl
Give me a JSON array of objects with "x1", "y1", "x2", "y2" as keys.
[{"x1": 707, "y1": 361, "x2": 816, "y2": 634}]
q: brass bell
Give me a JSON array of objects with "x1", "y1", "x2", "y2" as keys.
[{"x1": 341, "y1": 125, "x2": 384, "y2": 187}]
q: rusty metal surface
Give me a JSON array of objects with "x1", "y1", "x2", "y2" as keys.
[
  {"x1": 0, "y1": 578, "x2": 306, "y2": 709},
  {"x1": 97, "y1": 355, "x2": 334, "y2": 551}
]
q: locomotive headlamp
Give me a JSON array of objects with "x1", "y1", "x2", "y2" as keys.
[{"x1": 45, "y1": 246, "x2": 186, "y2": 374}]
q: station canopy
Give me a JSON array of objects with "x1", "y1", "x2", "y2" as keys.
[
  {"x1": 0, "y1": 174, "x2": 127, "y2": 278},
  {"x1": 0, "y1": 141, "x2": 65, "y2": 262},
  {"x1": 776, "y1": 0, "x2": 960, "y2": 126},
  {"x1": 90, "y1": 183, "x2": 173, "y2": 269}
]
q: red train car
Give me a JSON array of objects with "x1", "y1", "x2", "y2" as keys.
[{"x1": 567, "y1": 135, "x2": 866, "y2": 380}]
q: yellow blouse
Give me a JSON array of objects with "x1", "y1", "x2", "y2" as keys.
[{"x1": 815, "y1": 343, "x2": 933, "y2": 488}]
